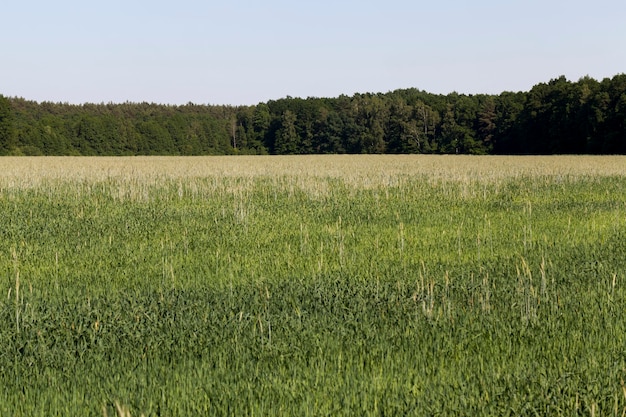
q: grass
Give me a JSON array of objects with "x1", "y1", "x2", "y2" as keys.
[{"x1": 0, "y1": 155, "x2": 625, "y2": 416}]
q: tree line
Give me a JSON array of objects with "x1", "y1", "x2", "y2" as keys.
[{"x1": 1, "y1": 74, "x2": 625, "y2": 156}]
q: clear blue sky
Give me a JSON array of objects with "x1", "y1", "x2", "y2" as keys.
[{"x1": 2, "y1": 0, "x2": 625, "y2": 105}]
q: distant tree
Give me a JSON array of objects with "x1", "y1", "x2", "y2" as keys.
[
  {"x1": 74, "y1": 115, "x2": 102, "y2": 155},
  {"x1": 0, "y1": 95, "x2": 16, "y2": 154},
  {"x1": 353, "y1": 95, "x2": 387, "y2": 153},
  {"x1": 4, "y1": 73, "x2": 626, "y2": 156},
  {"x1": 312, "y1": 107, "x2": 345, "y2": 153},
  {"x1": 439, "y1": 106, "x2": 462, "y2": 153},
  {"x1": 477, "y1": 96, "x2": 497, "y2": 152},
  {"x1": 136, "y1": 119, "x2": 176, "y2": 155},
  {"x1": 275, "y1": 110, "x2": 299, "y2": 154},
  {"x1": 415, "y1": 102, "x2": 439, "y2": 153},
  {"x1": 603, "y1": 74, "x2": 626, "y2": 153},
  {"x1": 492, "y1": 91, "x2": 526, "y2": 154},
  {"x1": 386, "y1": 98, "x2": 420, "y2": 153},
  {"x1": 39, "y1": 117, "x2": 73, "y2": 155}
]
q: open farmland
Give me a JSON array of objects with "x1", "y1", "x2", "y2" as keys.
[{"x1": 1, "y1": 155, "x2": 626, "y2": 416}]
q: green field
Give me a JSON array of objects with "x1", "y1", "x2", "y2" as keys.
[{"x1": 1, "y1": 156, "x2": 625, "y2": 416}]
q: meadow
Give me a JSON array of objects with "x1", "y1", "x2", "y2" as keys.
[{"x1": 0, "y1": 155, "x2": 625, "y2": 416}]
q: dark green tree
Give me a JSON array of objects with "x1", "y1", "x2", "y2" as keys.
[
  {"x1": 440, "y1": 106, "x2": 461, "y2": 153},
  {"x1": 353, "y1": 95, "x2": 387, "y2": 153},
  {"x1": 477, "y1": 96, "x2": 497, "y2": 152},
  {"x1": 0, "y1": 95, "x2": 16, "y2": 154},
  {"x1": 4, "y1": 73, "x2": 626, "y2": 156},
  {"x1": 312, "y1": 107, "x2": 345, "y2": 153},
  {"x1": 492, "y1": 91, "x2": 525, "y2": 153},
  {"x1": 414, "y1": 101, "x2": 439, "y2": 153},
  {"x1": 275, "y1": 110, "x2": 300, "y2": 154},
  {"x1": 386, "y1": 98, "x2": 419, "y2": 153}
]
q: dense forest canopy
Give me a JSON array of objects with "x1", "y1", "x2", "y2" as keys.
[{"x1": 1, "y1": 74, "x2": 625, "y2": 156}]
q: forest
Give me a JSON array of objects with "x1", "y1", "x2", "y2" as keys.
[{"x1": 0, "y1": 74, "x2": 625, "y2": 156}]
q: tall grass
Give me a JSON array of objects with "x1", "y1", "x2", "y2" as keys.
[{"x1": 0, "y1": 156, "x2": 625, "y2": 415}]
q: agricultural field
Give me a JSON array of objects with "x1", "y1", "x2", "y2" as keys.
[{"x1": 0, "y1": 155, "x2": 625, "y2": 416}]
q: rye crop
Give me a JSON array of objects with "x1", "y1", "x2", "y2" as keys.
[{"x1": 0, "y1": 155, "x2": 625, "y2": 416}]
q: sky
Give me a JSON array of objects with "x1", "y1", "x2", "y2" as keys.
[{"x1": 2, "y1": 0, "x2": 625, "y2": 105}]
